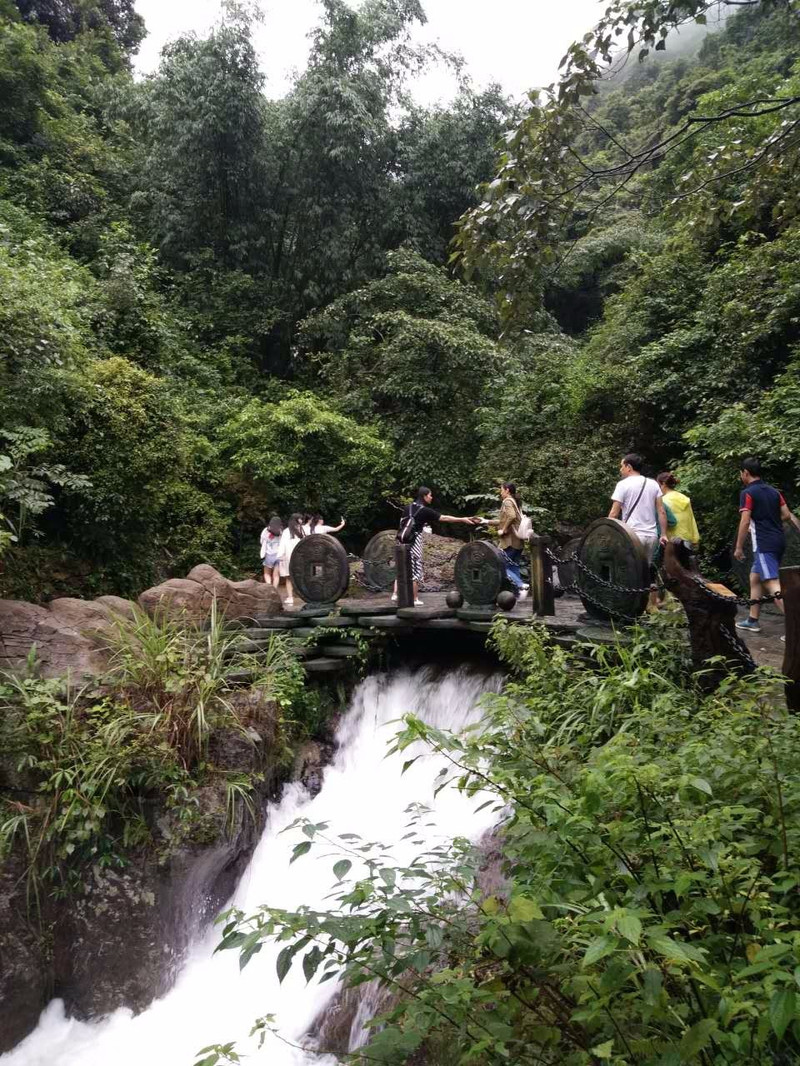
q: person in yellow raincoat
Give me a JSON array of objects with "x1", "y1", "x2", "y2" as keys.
[{"x1": 656, "y1": 471, "x2": 700, "y2": 547}]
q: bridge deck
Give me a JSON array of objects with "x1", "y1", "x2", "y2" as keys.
[{"x1": 276, "y1": 588, "x2": 784, "y2": 670}]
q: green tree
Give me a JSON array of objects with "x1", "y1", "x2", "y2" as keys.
[
  {"x1": 218, "y1": 391, "x2": 394, "y2": 534},
  {"x1": 13, "y1": 0, "x2": 145, "y2": 54},
  {"x1": 131, "y1": 11, "x2": 268, "y2": 272},
  {"x1": 301, "y1": 250, "x2": 500, "y2": 502},
  {"x1": 457, "y1": 0, "x2": 800, "y2": 326}
]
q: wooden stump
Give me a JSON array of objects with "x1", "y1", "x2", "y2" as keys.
[
  {"x1": 662, "y1": 539, "x2": 754, "y2": 691},
  {"x1": 780, "y1": 565, "x2": 800, "y2": 712}
]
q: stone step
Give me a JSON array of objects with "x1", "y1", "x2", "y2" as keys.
[
  {"x1": 310, "y1": 615, "x2": 356, "y2": 627},
  {"x1": 358, "y1": 615, "x2": 414, "y2": 631},
  {"x1": 293, "y1": 605, "x2": 336, "y2": 618},
  {"x1": 397, "y1": 606, "x2": 455, "y2": 621},
  {"x1": 456, "y1": 607, "x2": 498, "y2": 622},
  {"x1": 242, "y1": 616, "x2": 303, "y2": 629},
  {"x1": 320, "y1": 644, "x2": 361, "y2": 659},
  {"x1": 303, "y1": 656, "x2": 347, "y2": 674},
  {"x1": 341, "y1": 601, "x2": 397, "y2": 616}
]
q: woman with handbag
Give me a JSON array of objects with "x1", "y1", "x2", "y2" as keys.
[{"x1": 480, "y1": 482, "x2": 531, "y2": 599}]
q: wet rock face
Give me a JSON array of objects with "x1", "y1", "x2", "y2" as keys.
[
  {"x1": 0, "y1": 851, "x2": 50, "y2": 1053},
  {"x1": 0, "y1": 692, "x2": 282, "y2": 1053}
]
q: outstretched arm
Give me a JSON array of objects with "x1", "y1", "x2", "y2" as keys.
[{"x1": 440, "y1": 514, "x2": 481, "y2": 525}]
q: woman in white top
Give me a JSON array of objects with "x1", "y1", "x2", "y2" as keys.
[
  {"x1": 307, "y1": 513, "x2": 346, "y2": 535},
  {"x1": 278, "y1": 513, "x2": 305, "y2": 606},
  {"x1": 259, "y1": 515, "x2": 283, "y2": 587}
]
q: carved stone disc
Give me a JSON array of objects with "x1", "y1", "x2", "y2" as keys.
[
  {"x1": 289, "y1": 534, "x2": 350, "y2": 606},
  {"x1": 362, "y1": 530, "x2": 398, "y2": 591},
  {"x1": 454, "y1": 540, "x2": 507, "y2": 605},
  {"x1": 577, "y1": 518, "x2": 650, "y2": 621}
]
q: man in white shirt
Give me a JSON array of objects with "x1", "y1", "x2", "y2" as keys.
[{"x1": 608, "y1": 453, "x2": 668, "y2": 561}]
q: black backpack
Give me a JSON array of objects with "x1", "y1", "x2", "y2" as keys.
[{"x1": 397, "y1": 503, "x2": 422, "y2": 544}]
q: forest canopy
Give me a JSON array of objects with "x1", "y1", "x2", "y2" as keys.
[{"x1": 1, "y1": 0, "x2": 799, "y2": 598}]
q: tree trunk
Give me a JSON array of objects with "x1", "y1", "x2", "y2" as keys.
[{"x1": 662, "y1": 540, "x2": 754, "y2": 691}]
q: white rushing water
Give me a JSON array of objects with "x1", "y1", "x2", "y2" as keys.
[{"x1": 4, "y1": 665, "x2": 502, "y2": 1066}]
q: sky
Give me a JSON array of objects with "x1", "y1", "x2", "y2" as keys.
[{"x1": 133, "y1": 0, "x2": 605, "y2": 106}]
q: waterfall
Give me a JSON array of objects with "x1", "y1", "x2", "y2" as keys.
[{"x1": 3, "y1": 665, "x2": 503, "y2": 1066}]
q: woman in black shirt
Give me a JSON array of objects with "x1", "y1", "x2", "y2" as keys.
[{"x1": 393, "y1": 487, "x2": 479, "y2": 605}]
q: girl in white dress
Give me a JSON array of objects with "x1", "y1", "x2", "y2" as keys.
[
  {"x1": 259, "y1": 515, "x2": 283, "y2": 586},
  {"x1": 278, "y1": 513, "x2": 305, "y2": 606}
]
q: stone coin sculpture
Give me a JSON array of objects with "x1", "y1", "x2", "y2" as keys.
[
  {"x1": 576, "y1": 518, "x2": 650, "y2": 622},
  {"x1": 289, "y1": 534, "x2": 350, "y2": 608},
  {"x1": 454, "y1": 541, "x2": 507, "y2": 606},
  {"x1": 362, "y1": 530, "x2": 398, "y2": 591}
]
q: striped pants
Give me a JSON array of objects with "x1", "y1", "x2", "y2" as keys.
[{"x1": 411, "y1": 533, "x2": 424, "y2": 582}]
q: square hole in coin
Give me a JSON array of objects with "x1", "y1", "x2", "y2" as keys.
[
  {"x1": 472, "y1": 568, "x2": 481, "y2": 581},
  {"x1": 312, "y1": 564, "x2": 323, "y2": 577}
]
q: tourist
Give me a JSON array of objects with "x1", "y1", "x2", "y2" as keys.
[
  {"x1": 734, "y1": 457, "x2": 800, "y2": 634},
  {"x1": 392, "y1": 487, "x2": 480, "y2": 606},
  {"x1": 307, "y1": 514, "x2": 346, "y2": 535},
  {"x1": 608, "y1": 453, "x2": 667, "y2": 561},
  {"x1": 657, "y1": 472, "x2": 700, "y2": 548},
  {"x1": 278, "y1": 513, "x2": 306, "y2": 607},
  {"x1": 259, "y1": 515, "x2": 283, "y2": 587},
  {"x1": 480, "y1": 482, "x2": 530, "y2": 599}
]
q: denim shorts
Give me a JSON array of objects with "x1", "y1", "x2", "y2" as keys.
[{"x1": 262, "y1": 552, "x2": 279, "y2": 568}]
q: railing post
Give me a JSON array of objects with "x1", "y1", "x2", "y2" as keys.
[
  {"x1": 529, "y1": 535, "x2": 555, "y2": 617},
  {"x1": 780, "y1": 565, "x2": 800, "y2": 712},
  {"x1": 394, "y1": 543, "x2": 414, "y2": 608}
]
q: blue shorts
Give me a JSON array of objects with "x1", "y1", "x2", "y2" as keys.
[{"x1": 752, "y1": 552, "x2": 781, "y2": 581}]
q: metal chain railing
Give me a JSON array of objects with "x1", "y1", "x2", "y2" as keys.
[{"x1": 546, "y1": 546, "x2": 782, "y2": 610}]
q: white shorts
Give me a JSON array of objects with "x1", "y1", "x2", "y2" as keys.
[{"x1": 638, "y1": 535, "x2": 658, "y2": 563}]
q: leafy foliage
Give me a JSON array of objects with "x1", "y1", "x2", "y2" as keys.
[
  {"x1": 0, "y1": 603, "x2": 305, "y2": 896},
  {"x1": 218, "y1": 391, "x2": 394, "y2": 533}
]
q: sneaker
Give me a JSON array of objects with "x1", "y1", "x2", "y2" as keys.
[
  {"x1": 390, "y1": 593, "x2": 397, "y2": 602},
  {"x1": 520, "y1": 583, "x2": 530, "y2": 591},
  {"x1": 735, "y1": 617, "x2": 761, "y2": 632},
  {"x1": 517, "y1": 589, "x2": 528, "y2": 601},
  {"x1": 414, "y1": 599, "x2": 424, "y2": 606},
  {"x1": 285, "y1": 597, "x2": 294, "y2": 607},
  {"x1": 781, "y1": 635, "x2": 786, "y2": 643}
]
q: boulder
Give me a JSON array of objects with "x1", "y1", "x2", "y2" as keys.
[
  {"x1": 139, "y1": 566, "x2": 282, "y2": 622},
  {"x1": 0, "y1": 599, "x2": 107, "y2": 680},
  {"x1": 94, "y1": 595, "x2": 138, "y2": 621},
  {"x1": 47, "y1": 597, "x2": 135, "y2": 634}
]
